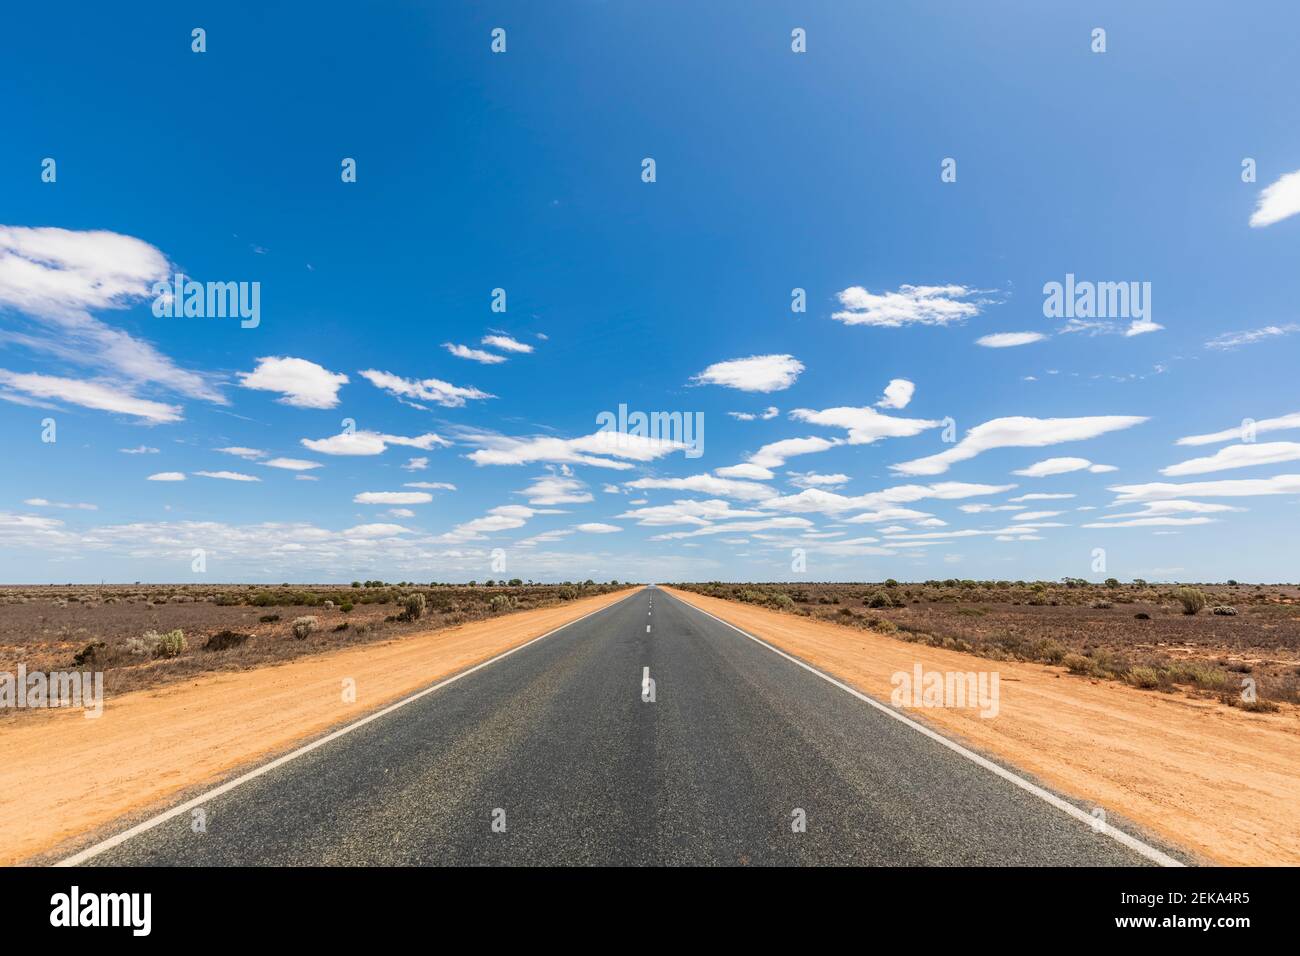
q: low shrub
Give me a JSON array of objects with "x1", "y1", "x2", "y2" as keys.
[
  {"x1": 291, "y1": 616, "x2": 318, "y2": 639},
  {"x1": 399, "y1": 592, "x2": 427, "y2": 622},
  {"x1": 1127, "y1": 666, "x2": 1162, "y2": 689},
  {"x1": 1176, "y1": 587, "x2": 1207, "y2": 615},
  {"x1": 154, "y1": 629, "x2": 186, "y2": 658},
  {"x1": 203, "y1": 630, "x2": 251, "y2": 652},
  {"x1": 73, "y1": 641, "x2": 108, "y2": 666}
]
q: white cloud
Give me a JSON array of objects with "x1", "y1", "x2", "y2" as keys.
[
  {"x1": 147, "y1": 472, "x2": 185, "y2": 481},
  {"x1": 402, "y1": 457, "x2": 428, "y2": 471},
  {"x1": 976, "y1": 332, "x2": 1047, "y2": 348},
  {"x1": 1083, "y1": 517, "x2": 1216, "y2": 529},
  {"x1": 760, "y1": 481, "x2": 1015, "y2": 516},
  {"x1": 1204, "y1": 325, "x2": 1300, "y2": 350},
  {"x1": 466, "y1": 430, "x2": 687, "y2": 469},
  {"x1": 617, "y1": 499, "x2": 768, "y2": 526},
  {"x1": 264, "y1": 457, "x2": 322, "y2": 471},
  {"x1": 1008, "y1": 492, "x2": 1075, "y2": 502},
  {"x1": 302, "y1": 429, "x2": 450, "y2": 456},
  {"x1": 1013, "y1": 510, "x2": 1064, "y2": 521},
  {"x1": 789, "y1": 405, "x2": 939, "y2": 446},
  {"x1": 403, "y1": 481, "x2": 456, "y2": 491},
  {"x1": 439, "y1": 504, "x2": 537, "y2": 542},
  {"x1": 358, "y1": 369, "x2": 493, "y2": 409},
  {"x1": 444, "y1": 343, "x2": 506, "y2": 364},
  {"x1": 728, "y1": 406, "x2": 780, "y2": 421},
  {"x1": 218, "y1": 446, "x2": 265, "y2": 460},
  {"x1": 1161, "y1": 441, "x2": 1300, "y2": 477},
  {"x1": 194, "y1": 470, "x2": 260, "y2": 482},
  {"x1": 650, "y1": 517, "x2": 813, "y2": 541},
  {"x1": 1097, "y1": 500, "x2": 1241, "y2": 520},
  {"x1": 386, "y1": 508, "x2": 416, "y2": 518},
  {"x1": 788, "y1": 472, "x2": 850, "y2": 489},
  {"x1": 23, "y1": 498, "x2": 96, "y2": 511},
  {"x1": 832, "y1": 284, "x2": 983, "y2": 328},
  {"x1": 716, "y1": 463, "x2": 775, "y2": 480},
  {"x1": 0, "y1": 226, "x2": 221, "y2": 402},
  {"x1": 344, "y1": 523, "x2": 413, "y2": 538},
  {"x1": 238, "y1": 356, "x2": 348, "y2": 409},
  {"x1": 748, "y1": 436, "x2": 839, "y2": 469},
  {"x1": 574, "y1": 523, "x2": 621, "y2": 534},
  {"x1": 1249, "y1": 168, "x2": 1300, "y2": 227},
  {"x1": 354, "y1": 491, "x2": 434, "y2": 505},
  {"x1": 624, "y1": 474, "x2": 773, "y2": 501},
  {"x1": 843, "y1": 507, "x2": 936, "y2": 523},
  {"x1": 1012, "y1": 456, "x2": 1116, "y2": 477},
  {"x1": 481, "y1": 334, "x2": 533, "y2": 354},
  {"x1": 876, "y1": 378, "x2": 916, "y2": 409},
  {"x1": 691, "y1": 354, "x2": 803, "y2": 393},
  {"x1": 893, "y1": 415, "x2": 1146, "y2": 476},
  {"x1": 0, "y1": 371, "x2": 182, "y2": 423},
  {"x1": 1110, "y1": 474, "x2": 1300, "y2": 502},
  {"x1": 518, "y1": 475, "x2": 592, "y2": 505},
  {"x1": 1176, "y1": 412, "x2": 1300, "y2": 446},
  {"x1": 119, "y1": 445, "x2": 159, "y2": 454}
]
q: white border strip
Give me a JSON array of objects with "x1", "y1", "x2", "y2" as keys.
[
  {"x1": 666, "y1": 590, "x2": 1185, "y2": 868},
  {"x1": 56, "y1": 590, "x2": 639, "y2": 867}
]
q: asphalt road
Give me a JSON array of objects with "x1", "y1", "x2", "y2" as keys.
[{"x1": 86, "y1": 587, "x2": 1159, "y2": 865}]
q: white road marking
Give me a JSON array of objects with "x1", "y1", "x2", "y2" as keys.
[
  {"x1": 55, "y1": 590, "x2": 643, "y2": 867},
  {"x1": 666, "y1": 591, "x2": 1185, "y2": 868},
  {"x1": 646, "y1": 624, "x2": 651, "y2": 632}
]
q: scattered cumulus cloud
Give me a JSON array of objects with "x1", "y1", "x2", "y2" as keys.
[
  {"x1": 1249, "y1": 168, "x2": 1300, "y2": 227},
  {"x1": 832, "y1": 284, "x2": 984, "y2": 328},
  {"x1": 1012, "y1": 457, "x2": 1116, "y2": 477},
  {"x1": 691, "y1": 354, "x2": 803, "y2": 393},
  {"x1": 976, "y1": 332, "x2": 1047, "y2": 348},
  {"x1": 444, "y1": 343, "x2": 506, "y2": 364},
  {"x1": 892, "y1": 415, "x2": 1146, "y2": 476},
  {"x1": 359, "y1": 369, "x2": 493, "y2": 409},
  {"x1": 301, "y1": 429, "x2": 450, "y2": 456},
  {"x1": 238, "y1": 357, "x2": 349, "y2": 409}
]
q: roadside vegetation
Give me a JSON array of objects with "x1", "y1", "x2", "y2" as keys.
[
  {"x1": 672, "y1": 580, "x2": 1300, "y2": 708},
  {"x1": 0, "y1": 581, "x2": 627, "y2": 710}
]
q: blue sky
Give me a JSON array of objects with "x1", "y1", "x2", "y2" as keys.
[{"x1": 2, "y1": 2, "x2": 1299, "y2": 584}]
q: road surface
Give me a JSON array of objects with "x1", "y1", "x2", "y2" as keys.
[{"x1": 79, "y1": 587, "x2": 1162, "y2": 865}]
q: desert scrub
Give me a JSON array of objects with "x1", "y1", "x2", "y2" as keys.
[
  {"x1": 203, "y1": 630, "x2": 250, "y2": 652},
  {"x1": 1211, "y1": 605, "x2": 1238, "y2": 616},
  {"x1": 291, "y1": 616, "x2": 318, "y2": 639},
  {"x1": 1164, "y1": 661, "x2": 1233, "y2": 691},
  {"x1": 1062, "y1": 653, "x2": 1097, "y2": 677},
  {"x1": 399, "y1": 592, "x2": 427, "y2": 622},
  {"x1": 1176, "y1": 587, "x2": 1208, "y2": 615},
  {"x1": 154, "y1": 629, "x2": 186, "y2": 658},
  {"x1": 769, "y1": 592, "x2": 795, "y2": 610},
  {"x1": 1127, "y1": 666, "x2": 1162, "y2": 689},
  {"x1": 488, "y1": 594, "x2": 516, "y2": 613}
]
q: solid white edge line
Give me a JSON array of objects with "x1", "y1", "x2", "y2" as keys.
[
  {"x1": 55, "y1": 589, "x2": 643, "y2": 867},
  {"x1": 665, "y1": 590, "x2": 1185, "y2": 868}
]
